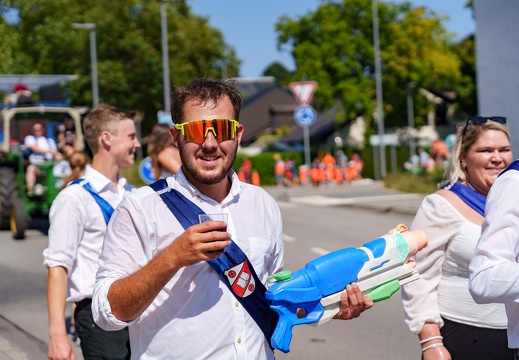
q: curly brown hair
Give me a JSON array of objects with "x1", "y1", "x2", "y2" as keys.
[{"x1": 171, "y1": 78, "x2": 242, "y2": 124}]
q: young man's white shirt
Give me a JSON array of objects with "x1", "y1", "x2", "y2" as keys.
[{"x1": 43, "y1": 165, "x2": 135, "y2": 302}]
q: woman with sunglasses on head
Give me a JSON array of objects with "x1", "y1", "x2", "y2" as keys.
[{"x1": 402, "y1": 116, "x2": 513, "y2": 360}]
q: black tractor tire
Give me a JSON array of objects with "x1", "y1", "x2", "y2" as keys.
[
  {"x1": 10, "y1": 197, "x2": 26, "y2": 240},
  {"x1": 0, "y1": 167, "x2": 16, "y2": 230}
]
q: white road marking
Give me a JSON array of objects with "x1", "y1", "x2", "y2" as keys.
[
  {"x1": 310, "y1": 247, "x2": 330, "y2": 256},
  {"x1": 283, "y1": 234, "x2": 296, "y2": 243},
  {"x1": 277, "y1": 202, "x2": 298, "y2": 208}
]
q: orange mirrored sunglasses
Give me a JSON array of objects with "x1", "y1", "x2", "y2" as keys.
[{"x1": 174, "y1": 119, "x2": 239, "y2": 144}]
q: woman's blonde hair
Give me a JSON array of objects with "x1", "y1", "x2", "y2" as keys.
[{"x1": 446, "y1": 120, "x2": 510, "y2": 185}]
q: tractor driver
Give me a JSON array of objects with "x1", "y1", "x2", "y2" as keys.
[{"x1": 24, "y1": 123, "x2": 63, "y2": 195}]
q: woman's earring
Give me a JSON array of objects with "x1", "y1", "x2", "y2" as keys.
[{"x1": 461, "y1": 162, "x2": 467, "y2": 169}]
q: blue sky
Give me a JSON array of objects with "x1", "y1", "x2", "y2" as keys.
[{"x1": 190, "y1": 0, "x2": 474, "y2": 78}]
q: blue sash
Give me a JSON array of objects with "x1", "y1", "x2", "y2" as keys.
[
  {"x1": 499, "y1": 159, "x2": 519, "y2": 177},
  {"x1": 149, "y1": 179, "x2": 278, "y2": 347},
  {"x1": 442, "y1": 181, "x2": 486, "y2": 216},
  {"x1": 71, "y1": 179, "x2": 114, "y2": 225}
]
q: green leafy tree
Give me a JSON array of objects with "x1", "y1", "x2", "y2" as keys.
[
  {"x1": 0, "y1": 0, "x2": 241, "y2": 134},
  {"x1": 262, "y1": 61, "x2": 292, "y2": 86},
  {"x1": 451, "y1": 34, "x2": 476, "y2": 117},
  {"x1": 275, "y1": 0, "x2": 463, "y2": 127}
]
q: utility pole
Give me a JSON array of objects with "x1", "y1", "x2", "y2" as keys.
[
  {"x1": 160, "y1": 0, "x2": 171, "y2": 113},
  {"x1": 372, "y1": 0, "x2": 387, "y2": 179},
  {"x1": 407, "y1": 82, "x2": 416, "y2": 157},
  {"x1": 72, "y1": 23, "x2": 99, "y2": 107}
]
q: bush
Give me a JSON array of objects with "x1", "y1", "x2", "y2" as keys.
[
  {"x1": 119, "y1": 163, "x2": 147, "y2": 188},
  {"x1": 384, "y1": 167, "x2": 447, "y2": 194}
]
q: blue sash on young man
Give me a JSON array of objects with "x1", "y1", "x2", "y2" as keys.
[
  {"x1": 70, "y1": 179, "x2": 114, "y2": 225},
  {"x1": 149, "y1": 179, "x2": 278, "y2": 348}
]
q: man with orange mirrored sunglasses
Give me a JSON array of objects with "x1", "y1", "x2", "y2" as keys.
[
  {"x1": 174, "y1": 118, "x2": 239, "y2": 144},
  {"x1": 93, "y1": 79, "x2": 372, "y2": 359}
]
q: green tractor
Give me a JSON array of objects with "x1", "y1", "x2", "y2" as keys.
[{"x1": 0, "y1": 106, "x2": 84, "y2": 239}]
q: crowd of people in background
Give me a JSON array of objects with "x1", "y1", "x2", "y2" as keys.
[
  {"x1": 237, "y1": 156, "x2": 261, "y2": 186},
  {"x1": 273, "y1": 149, "x2": 364, "y2": 188},
  {"x1": 404, "y1": 136, "x2": 453, "y2": 175}
]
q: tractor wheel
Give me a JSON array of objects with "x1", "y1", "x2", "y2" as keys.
[
  {"x1": 10, "y1": 197, "x2": 26, "y2": 240},
  {"x1": 0, "y1": 167, "x2": 16, "y2": 230}
]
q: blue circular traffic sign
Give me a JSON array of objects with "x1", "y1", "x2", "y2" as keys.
[
  {"x1": 294, "y1": 105, "x2": 317, "y2": 127},
  {"x1": 139, "y1": 157, "x2": 156, "y2": 184}
]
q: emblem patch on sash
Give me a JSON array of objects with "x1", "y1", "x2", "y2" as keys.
[{"x1": 224, "y1": 261, "x2": 256, "y2": 298}]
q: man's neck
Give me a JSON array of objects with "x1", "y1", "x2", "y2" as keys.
[
  {"x1": 91, "y1": 155, "x2": 119, "y2": 185},
  {"x1": 185, "y1": 173, "x2": 232, "y2": 204}
]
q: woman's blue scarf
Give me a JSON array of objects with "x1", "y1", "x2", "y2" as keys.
[{"x1": 442, "y1": 181, "x2": 486, "y2": 216}]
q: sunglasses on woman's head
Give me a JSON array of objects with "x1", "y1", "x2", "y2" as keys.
[
  {"x1": 461, "y1": 116, "x2": 507, "y2": 140},
  {"x1": 174, "y1": 119, "x2": 239, "y2": 144}
]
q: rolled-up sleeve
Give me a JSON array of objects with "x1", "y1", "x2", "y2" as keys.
[
  {"x1": 469, "y1": 174, "x2": 519, "y2": 304},
  {"x1": 44, "y1": 191, "x2": 85, "y2": 271},
  {"x1": 401, "y1": 194, "x2": 460, "y2": 334},
  {"x1": 92, "y1": 194, "x2": 153, "y2": 331}
]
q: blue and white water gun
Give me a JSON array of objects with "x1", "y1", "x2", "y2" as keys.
[{"x1": 265, "y1": 224, "x2": 428, "y2": 353}]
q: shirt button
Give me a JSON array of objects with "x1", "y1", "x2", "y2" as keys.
[
  {"x1": 235, "y1": 301, "x2": 239, "y2": 307},
  {"x1": 237, "y1": 338, "x2": 242, "y2": 344}
]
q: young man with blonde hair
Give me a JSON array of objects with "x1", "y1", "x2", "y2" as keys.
[{"x1": 44, "y1": 104, "x2": 141, "y2": 360}]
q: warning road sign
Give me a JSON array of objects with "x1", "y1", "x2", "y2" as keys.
[{"x1": 289, "y1": 81, "x2": 318, "y2": 105}]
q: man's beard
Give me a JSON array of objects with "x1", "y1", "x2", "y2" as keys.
[{"x1": 178, "y1": 141, "x2": 238, "y2": 185}]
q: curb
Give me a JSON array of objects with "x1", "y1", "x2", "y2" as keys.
[{"x1": 0, "y1": 314, "x2": 47, "y2": 360}]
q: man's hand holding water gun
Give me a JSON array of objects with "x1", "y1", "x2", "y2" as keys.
[
  {"x1": 266, "y1": 224, "x2": 428, "y2": 353},
  {"x1": 333, "y1": 283, "x2": 374, "y2": 320}
]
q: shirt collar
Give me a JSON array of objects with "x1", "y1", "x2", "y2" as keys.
[
  {"x1": 175, "y1": 167, "x2": 242, "y2": 205},
  {"x1": 84, "y1": 165, "x2": 127, "y2": 192}
]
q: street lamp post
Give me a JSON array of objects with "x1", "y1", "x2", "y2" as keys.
[
  {"x1": 407, "y1": 82, "x2": 416, "y2": 157},
  {"x1": 72, "y1": 23, "x2": 99, "y2": 107},
  {"x1": 372, "y1": 0, "x2": 387, "y2": 180},
  {"x1": 160, "y1": 0, "x2": 171, "y2": 114}
]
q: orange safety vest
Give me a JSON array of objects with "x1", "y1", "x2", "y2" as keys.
[{"x1": 251, "y1": 172, "x2": 260, "y2": 186}]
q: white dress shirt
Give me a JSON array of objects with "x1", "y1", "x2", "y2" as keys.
[
  {"x1": 470, "y1": 169, "x2": 519, "y2": 348},
  {"x1": 92, "y1": 169, "x2": 284, "y2": 360},
  {"x1": 43, "y1": 165, "x2": 135, "y2": 302},
  {"x1": 402, "y1": 194, "x2": 507, "y2": 334}
]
